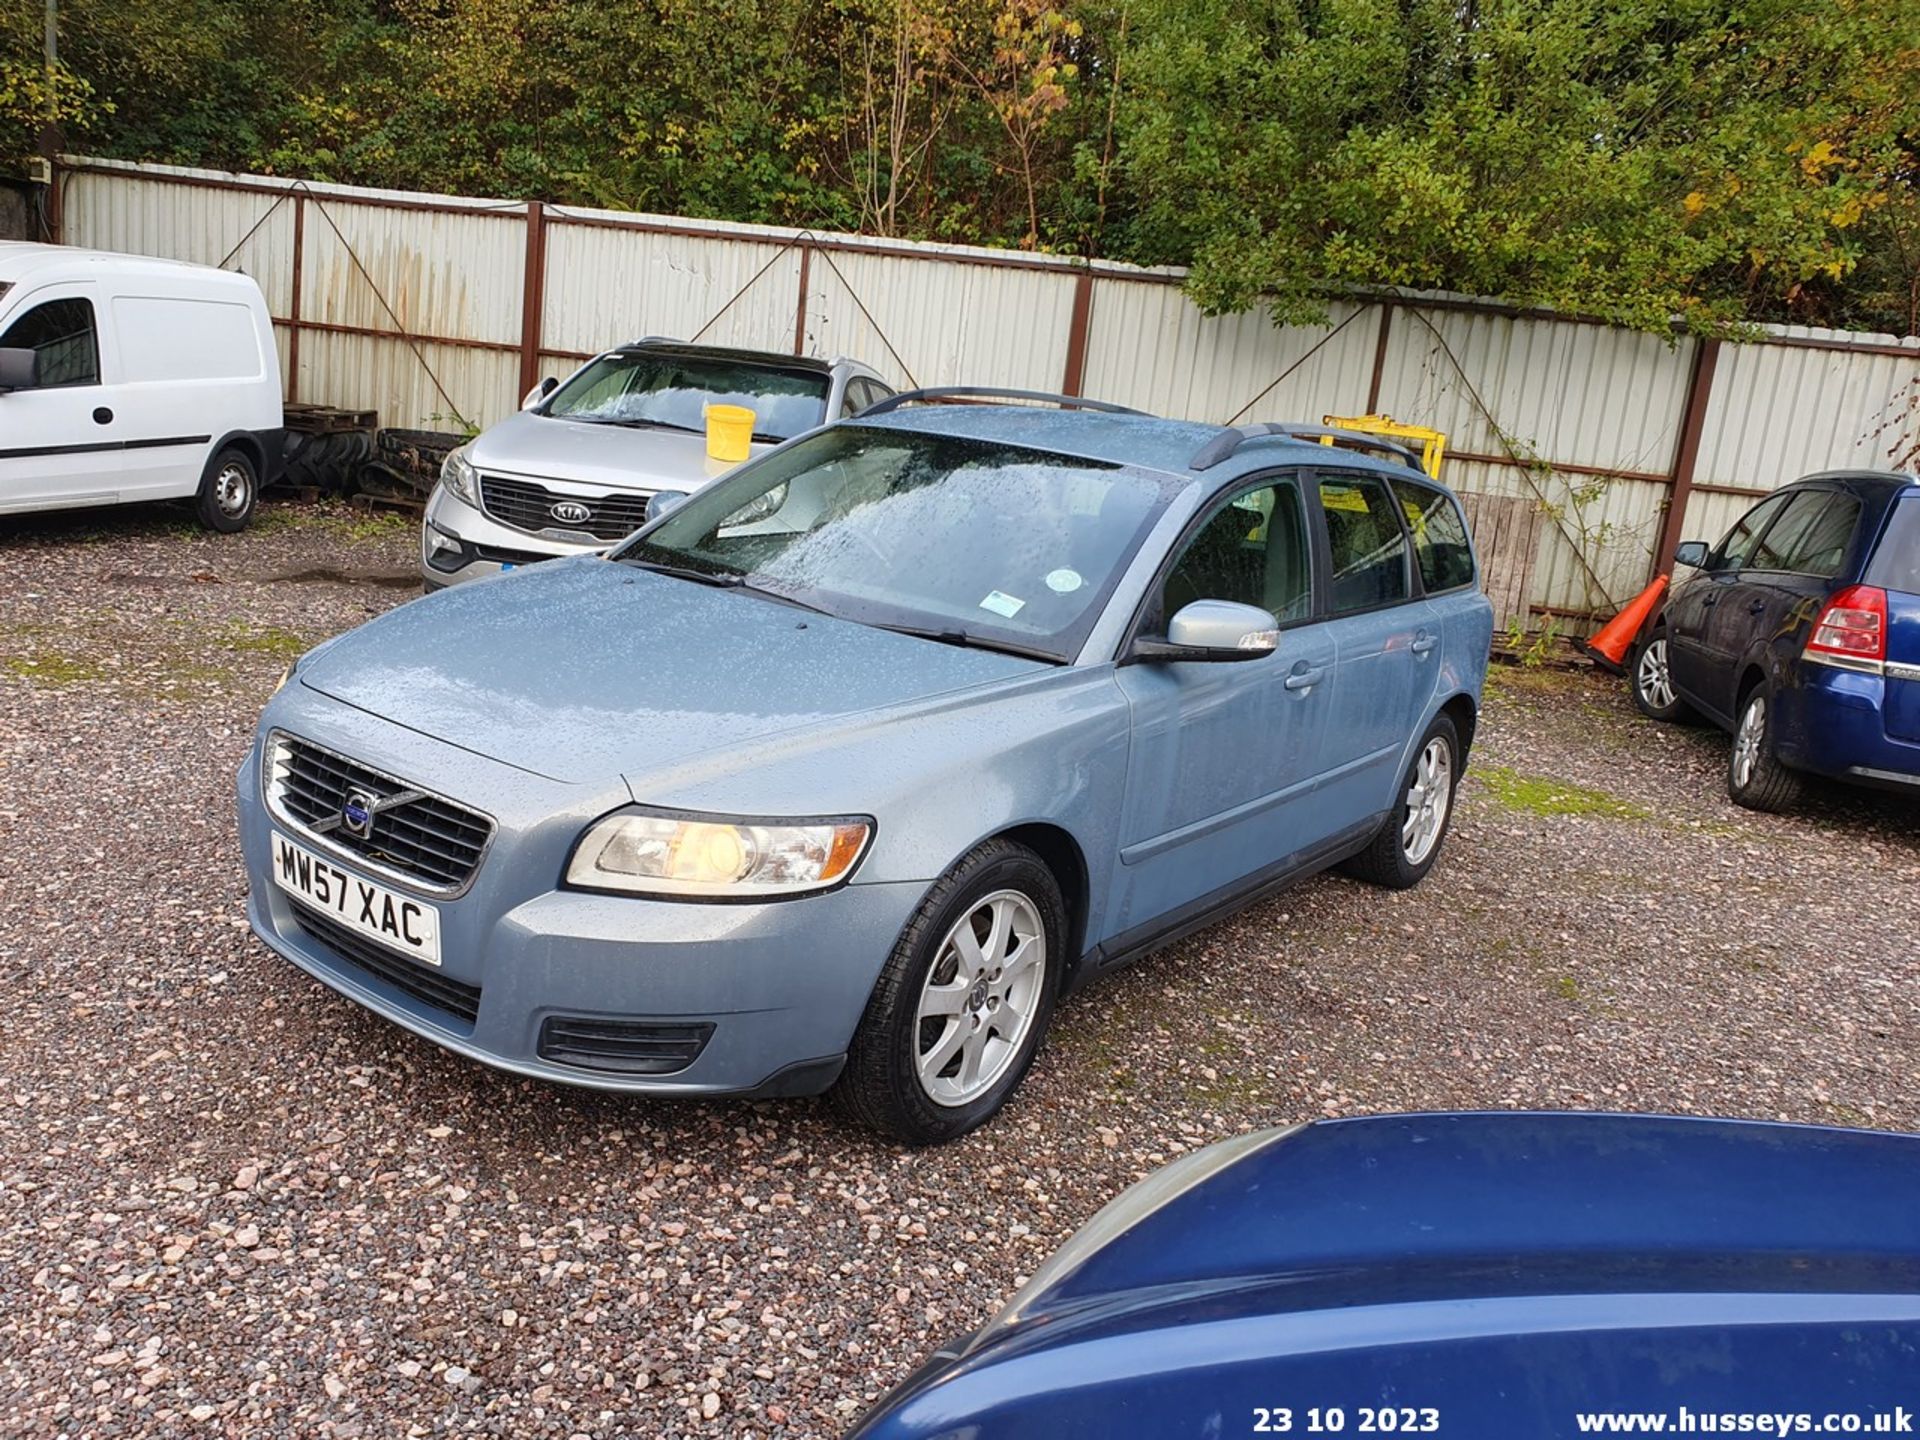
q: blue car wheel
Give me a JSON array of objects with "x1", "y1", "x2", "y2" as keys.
[{"x1": 1727, "y1": 681, "x2": 1804, "y2": 813}]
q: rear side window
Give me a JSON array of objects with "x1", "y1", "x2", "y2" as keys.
[
  {"x1": 0, "y1": 297, "x2": 99, "y2": 387},
  {"x1": 1866, "y1": 497, "x2": 1920, "y2": 595},
  {"x1": 1390, "y1": 479, "x2": 1476, "y2": 593},
  {"x1": 1319, "y1": 474, "x2": 1411, "y2": 613},
  {"x1": 1753, "y1": 491, "x2": 1860, "y2": 577},
  {"x1": 113, "y1": 296, "x2": 262, "y2": 382}
]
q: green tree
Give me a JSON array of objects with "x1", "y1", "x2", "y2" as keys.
[{"x1": 1114, "y1": 0, "x2": 1920, "y2": 331}]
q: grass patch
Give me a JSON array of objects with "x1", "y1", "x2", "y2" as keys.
[
  {"x1": 220, "y1": 621, "x2": 309, "y2": 660},
  {"x1": 4, "y1": 652, "x2": 110, "y2": 686},
  {"x1": 1476, "y1": 765, "x2": 1652, "y2": 822}
]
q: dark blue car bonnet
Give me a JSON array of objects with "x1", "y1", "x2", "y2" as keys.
[{"x1": 852, "y1": 1112, "x2": 1920, "y2": 1438}]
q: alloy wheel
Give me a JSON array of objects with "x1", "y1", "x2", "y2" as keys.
[
  {"x1": 1636, "y1": 638, "x2": 1676, "y2": 711},
  {"x1": 1732, "y1": 694, "x2": 1767, "y2": 790},
  {"x1": 1401, "y1": 736, "x2": 1453, "y2": 865},
  {"x1": 914, "y1": 890, "x2": 1046, "y2": 1108}
]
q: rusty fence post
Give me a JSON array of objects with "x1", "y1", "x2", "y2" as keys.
[
  {"x1": 793, "y1": 244, "x2": 811, "y2": 355},
  {"x1": 1060, "y1": 270, "x2": 1094, "y2": 396},
  {"x1": 518, "y1": 200, "x2": 548, "y2": 399},
  {"x1": 1365, "y1": 303, "x2": 1394, "y2": 413},
  {"x1": 286, "y1": 193, "x2": 305, "y2": 404},
  {"x1": 1655, "y1": 337, "x2": 1721, "y2": 575}
]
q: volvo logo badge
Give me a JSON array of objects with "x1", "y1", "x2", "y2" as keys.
[
  {"x1": 341, "y1": 788, "x2": 377, "y2": 840},
  {"x1": 549, "y1": 500, "x2": 592, "y2": 526}
]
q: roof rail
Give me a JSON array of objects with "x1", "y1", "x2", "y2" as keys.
[
  {"x1": 1189, "y1": 423, "x2": 1424, "y2": 473},
  {"x1": 858, "y1": 386, "x2": 1149, "y2": 418},
  {"x1": 619, "y1": 335, "x2": 676, "y2": 348}
]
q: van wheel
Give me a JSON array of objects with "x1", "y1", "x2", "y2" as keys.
[
  {"x1": 834, "y1": 840, "x2": 1063, "y2": 1145},
  {"x1": 196, "y1": 447, "x2": 258, "y2": 533},
  {"x1": 1340, "y1": 714, "x2": 1460, "y2": 890},
  {"x1": 1728, "y1": 683, "x2": 1803, "y2": 813}
]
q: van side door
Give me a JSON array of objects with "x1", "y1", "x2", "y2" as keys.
[
  {"x1": 105, "y1": 288, "x2": 268, "y2": 499},
  {"x1": 0, "y1": 291, "x2": 120, "y2": 513}
]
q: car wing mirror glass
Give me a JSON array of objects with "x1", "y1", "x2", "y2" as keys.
[
  {"x1": 522, "y1": 375, "x2": 559, "y2": 410},
  {"x1": 1673, "y1": 540, "x2": 1709, "y2": 569},
  {"x1": 1133, "y1": 599, "x2": 1280, "y2": 663},
  {"x1": 0, "y1": 347, "x2": 37, "y2": 393}
]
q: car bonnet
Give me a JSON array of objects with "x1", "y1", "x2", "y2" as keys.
[
  {"x1": 296, "y1": 556, "x2": 1044, "y2": 784},
  {"x1": 469, "y1": 408, "x2": 771, "y2": 494}
]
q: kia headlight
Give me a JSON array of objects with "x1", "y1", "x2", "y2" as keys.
[
  {"x1": 440, "y1": 445, "x2": 480, "y2": 506},
  {"x1": 724, "y1": 480, "x2": 789, "y2": 527},
  {"x1": 566, "y1": 810, "x2": 873, "y2": 898}
]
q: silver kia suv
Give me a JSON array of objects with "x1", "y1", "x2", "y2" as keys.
[{"x1": 422, "y1": 340, "x2": 893, "y2": 590}]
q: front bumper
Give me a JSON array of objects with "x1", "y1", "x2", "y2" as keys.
[
  {"x1": 1775, "y1": 662, "x2": 1920, "y2": 793},
  {"x1": 235, "y1": 709, "x2": 926, "y2": 1096},
  {"x1": 420, "y1": 483, "x2": 604, "y2": 591}
]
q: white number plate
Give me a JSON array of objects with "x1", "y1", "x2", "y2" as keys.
[{"x1": 270, "y1": 833, "x2": 442, "y2": 966}]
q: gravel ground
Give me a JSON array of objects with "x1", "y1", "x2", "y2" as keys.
[{"x1": 3, "y1": 499, "x2": 1917, "y2": 1439}]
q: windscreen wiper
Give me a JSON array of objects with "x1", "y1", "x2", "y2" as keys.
[
  {"x1": 618, "y1": 556, "x2": 743, "y2": 587},
  {"x1": 870, "y1": 622, "x2": 1061, "y2": 664},
  {"x1": 606, "y1": 418, "x2": 701, "y2": 433}
]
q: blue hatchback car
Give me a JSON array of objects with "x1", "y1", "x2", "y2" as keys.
[
  {"x1": 236, "y1": 391, "x2": 1492, "y2": 1142},
  {"x1": 1631, "y1": 470, "x2": 1920, "y2": 810},
  {"x1": 850, "y1": 1112, "x2": 1920, "y2": 1438}
]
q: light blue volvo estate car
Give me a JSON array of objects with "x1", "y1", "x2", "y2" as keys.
[{"x1": 237, "y1": 390, "x2": 1493, "y2": 1143}]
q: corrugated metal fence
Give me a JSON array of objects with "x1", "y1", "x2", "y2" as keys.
[{"x1": 52, "y1": 156, "x2": 1920, "y2": 627}]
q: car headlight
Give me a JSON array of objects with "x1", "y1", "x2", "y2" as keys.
[
  {"x1": 566, "y1": 809, "x2": 873, "y2": 898},
  {"x1": 723, "y1": 480, "x2": 789, "y2": 527},
  {"x1": 440, "y1": 445, "x2": 480, "y2": 506}
]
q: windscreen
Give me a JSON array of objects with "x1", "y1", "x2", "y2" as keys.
[
  {"x1": 614, "y1": 425, "x2": 1180, "y2": 661},
  {"x1": 544, "y1": 351, "x2": 830, "y2": 442}
]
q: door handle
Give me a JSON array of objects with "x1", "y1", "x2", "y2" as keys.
[
  {"x1": 1284, "y1": 666, "x2": 1325, "y2": 692},
  {"x1": 1410, "y1": 631, "x2": 1438, "y2": 656},
  {"x1": 92, "y1": 406, "x2": 114, "y2": 425}
]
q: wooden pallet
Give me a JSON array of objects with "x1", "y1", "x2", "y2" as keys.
[{"x1": 1458, "y1": 491, "x2": 1549, "y2": 634}]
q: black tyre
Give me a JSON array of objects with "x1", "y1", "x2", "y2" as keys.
[
  {"x1": 1630, "y1": 628, "x2": 1699, "y2": 723},
  {"x1": 195, "y1": 446, "x2": 258, "y2": 533},
  {"x1": 834, "y1": 839, "x2": 1064, "y2": 1145},
  {"x1": 1340, "y1": 713, "x2": 1460, "y2": 890},
  {"x1": 1727, "y1": 682, "x2": 1804, "y2": 812}
]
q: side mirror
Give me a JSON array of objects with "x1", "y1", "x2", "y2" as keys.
[
  {"x1": 521, "y1": 375, "x2": 559, "y2": 410},
  {"x1": 1132, "y1": 600, "x2": 1280, "y2": 664},
  {"x1": 646, "y1": 490, "x2": 688, "y2": 523},
  {"x1": 1673, "y1": 540, "x2": 1709, "y2": 569},
  {"x1": 0, "y1": 347, "x2": 37, "y2": 393}
]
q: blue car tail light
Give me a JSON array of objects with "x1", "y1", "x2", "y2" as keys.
[{"x1": 1807, "y1": 584, "x2": 1887, "y2": 664}]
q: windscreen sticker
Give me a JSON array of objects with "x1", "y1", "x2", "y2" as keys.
[
  {"x1": 979, "y1": 590, "x2": 1027, "y2": 618},
  {"x1": 1044, "y1": 568, "x2": 1084, "y2": 594}
]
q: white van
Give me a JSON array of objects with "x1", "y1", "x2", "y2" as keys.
[{"x1": 0, "y1": 243, "x2": 283, "y2": 531}]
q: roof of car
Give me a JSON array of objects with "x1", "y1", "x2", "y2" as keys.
[
  {"x1": 614, "y1": 339, "x2": 838, "y2": 375},
  {"x1": 847, "y1": 403, "x2": 1427, "y2": 484},
  {"x1": 1790, "y1": 469, "x2": 1920, "y2": 501},
  {"x1": 0, "y1": 240, "x2": 256, "y2": 291}
]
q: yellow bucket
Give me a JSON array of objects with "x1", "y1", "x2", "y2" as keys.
[{"x1": 705, "y1": 403, "x2": 755, "y2": 463}]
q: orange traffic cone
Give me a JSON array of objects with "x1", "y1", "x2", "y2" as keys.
[{"x1": 1580, "y1": 574, "x2": 1669, "y2": 674}]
